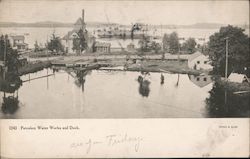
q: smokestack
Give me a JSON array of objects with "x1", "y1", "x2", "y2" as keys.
[{"x1": 82, "y1": 9, "x2": 85, "y2": 23}]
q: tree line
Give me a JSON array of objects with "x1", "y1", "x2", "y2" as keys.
[
  {"x1": 0, "y1": 35, "x2": 19, "y2": 74},
  {"x1": 162, "y1": 32, "x2": 199, "y2": 54},
  {"x1": 208, "y1": 25, "x2": 249, "y2": 76},
  {"x1": 33, "y1": 25, "x2": 250, "y2": 77}
]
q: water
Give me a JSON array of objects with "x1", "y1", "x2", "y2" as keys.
[
  {"x1": 1, "y1": 27, "x2": 248, "y2": 48},
  {"x1": 0, "y1": 27, "x2": 72, "y2": 48},
  {"x1": 0, "y1": 68, "x2": 216, "y2": 118}
]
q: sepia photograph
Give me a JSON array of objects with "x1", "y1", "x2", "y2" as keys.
[
  {"x1": 0, "y1": 0, "x2": 249, "y2": 158},
  {"x1": 0, "y1": 0, "x2": 249, "y2": 119}
]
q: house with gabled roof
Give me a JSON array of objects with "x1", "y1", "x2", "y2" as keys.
[
  {"x1": 228, "y1": 73, "x2": 249, "y2": 83},
  {"x1": 62, "y1": 9, "x2": 95, "y2": 54},
  {"x1": 188, "y1": 51, "x2": 213, "y2": 70},
  {"x1": 9, "y1": 35, "x2": 28, "y2": 51}
]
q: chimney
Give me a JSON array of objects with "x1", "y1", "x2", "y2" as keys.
[{"x1": 82, "y1": 9, "x2": 85, "y2": 23}]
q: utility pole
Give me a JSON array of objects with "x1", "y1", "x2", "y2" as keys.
[
  {"x1": 225, "y1": 37, "x2": 229, "y2": 80},
  {"x1": 3, "y1": 35, "x2": 7, "y2": 80},
  {"x1": 178, "y1": 43, "x2": 180, "y2": 63},
  {"x1": 46, "y1": 34, "x2": 49, "y2": 90}
]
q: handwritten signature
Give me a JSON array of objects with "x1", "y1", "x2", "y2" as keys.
[{"x1": 70, "y1": 133, "x2": 143, "y2": 154}]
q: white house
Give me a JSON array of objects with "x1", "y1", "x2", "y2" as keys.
[
  {"x1": 9, "y1": 35, "x2": 28, "y2": 51},
  {"x1": 188, "y1": 51, "x2": 213, "y2": 70},
  {"x1": 228, "y1": 73, "x2": 249, "y2": 83}
]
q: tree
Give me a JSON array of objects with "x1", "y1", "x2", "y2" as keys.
[
  {"x1": 168, "y1": 32, "x2": 180, "y2": 54},
  {"x1": 0, "y1": 35, "x2": 19, "y2": 73},
  {"x1": 78, "y1": 29, "x2": 87, "y2": 52},
  {"x1": 208, "y1": 25, "x2": 250, "y2": 76},
  {"x1": 182, "y1": 38, "x2": 197, "y2": 54},
  {"x1": 47, "y1": 33, "x2": 64, "y2": 53},
  {"x1": 197, "y1": 43, "x2": 209, "y2": 55},
  {"x1": 72, "y1": 29, "x2": 87, "y2": 54},
  {"x1": 138, "y1": 36, "x2": 161, "y2": 54},
  {"x1": 162, "y1": 33, "x2": 170, "y2": 52},
  {"x1": 151, "y1": 41, "x2": 161, "y2": 53},
  {"x1": 138, "y1": 35, "x2": 151, "y2": 53},
  {"x1": 72, "y1": 36, "x2": 81, "y2": 54},
  {"x1": 206, "y1": 81, "x2": 250, "y2": 117},
  {"x1": 34, "y1": 40, "x2": 39, "y2": 52}
]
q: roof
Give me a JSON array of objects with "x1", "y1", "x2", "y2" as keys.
[
  {"x1": 10, "y1": 35, "x2": 25, "y2": 40},
  {"x1": 62, "y1": 29, "x2": 94, "y2": 41},
  {"x1": 188, "y1": 51, "x2": 204, "y2": 61},
  {"x1": 15, "y1": 43, "x2": 28, "y2": 46},
  {"x1": 74, "y1": 18, "x2": 85, "y2": 26},
  {"x1": 164, "y1": 54, "x2": 189, "y2": 60},
  {"x1": 95, "y1": 42, "x2": 111, "y2": 47},
  {"x1": 127, "y1": 43, "x2": 135, "y2": 46},
  {"x1": 62, "y1": 30, "x2": 77, "y2": 40},
  {"x1": 228, "y1": 73, "x2": 249, "y2": 83}
]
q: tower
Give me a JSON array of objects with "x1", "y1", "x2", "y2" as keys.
[{"x1": 82, "y1": 9, "x2": 85, "y2": 23}]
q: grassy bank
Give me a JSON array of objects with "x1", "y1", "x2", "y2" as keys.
[
  {"x1": 126, "y1": 60, "x2": 203, "y2": 75},
  {"x1": 29, "y1": 54, "x2": 207, "y2": 75},
  {"x1": 219, "y1": 79, "x2": 250, "y2": 92},
  {"x1": 18, "y1": 61, "x2": 52, "y2": 76}
]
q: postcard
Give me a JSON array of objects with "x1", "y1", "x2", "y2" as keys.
[{"x1": 0, "y1": 0, "x2": 249, "y2": 158}]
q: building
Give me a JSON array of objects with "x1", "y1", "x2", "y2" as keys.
[
  {"x1": 18, "y1": 57, "x2": 28, "y2": 67},
  {"x1": 62, "y1": 30, "x2": 95, "y2": 54},
  {"x1": 228, "y1": 73, "x2": 249, "y2": 83},
  {"x1": 187, "y1": 51, "x2": 213, "y2": 70},
  {"x1": 94, "y1": 42, "x2": 111, "y2": 53},
  {"x1": 62, "y1": 9, "x2": 95, "y2": 54},
  {"x1": 9, "y1": 35, "x2": 28, "y2": 51},
  {"x1": 127, "y1": 43, "x2": 136, "y2": 52}
]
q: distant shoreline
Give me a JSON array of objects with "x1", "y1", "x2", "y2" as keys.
[{"x1": 0, "y1": 22, "x2": 249, "y2": 30}]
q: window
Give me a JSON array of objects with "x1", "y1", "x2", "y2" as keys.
[
  {"x1": 197, "y1": 61, "x2": 200, "y2": 64},
  {"x1": 204, "y1": 61, "x2": 207, "y2": 64},
  {"x1": 197, "y1": 77, "x2": 200, "y2": 81},
  {"x1": 203, "y1": 77, "x2": 207, "y2": 81}
]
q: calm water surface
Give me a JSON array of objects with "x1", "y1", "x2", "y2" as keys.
[
  {"x1": 2, "y1": 27, "x2": 249, "y2": 47},
  {"x1": 0, "y1": 68, "x2": 215, "y2": 118}
]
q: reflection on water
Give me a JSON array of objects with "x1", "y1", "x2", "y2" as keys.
[
  {"x1": 205, "y1": 81, "x2": 250, "y2": 117},
  {"x1": 0, "y1": 68, "x2": 249, "y2": 118},
  {"x1": 188, "y1": 74, "x2": 213, "y2": 88},
  {"x1": 0, "y1": 72, "x2": 21, "y2": 115},
  {"x1": 137, "y1": 73, "x2": 151, "y2": 97},
  {"x1": 75, "y1": 70, "x2": 90, "y2": 92},
  {"x1": 160, "y1": 74, "x2": 164, "y2": 85},
  {"x1": 0, "y1": 73, "x2": 22, "y2": 93},
  {"x1": 2, "y1": 95, "x2": 19, "y2": 114}
]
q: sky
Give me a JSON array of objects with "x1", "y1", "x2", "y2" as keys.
[{"x1": 0, "y1": 0, "x2": 249, "y2": 25}]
